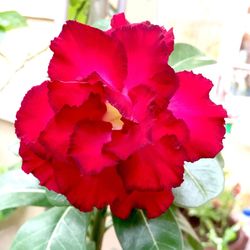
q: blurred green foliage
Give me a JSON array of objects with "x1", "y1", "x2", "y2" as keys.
[
  {"x1": 188, "y1": 187, "x2": 240, "y2": 249},
  {"x1": 67, "y1": 0, "x2": 90, "y2": 23},
  {"x1": 0, "y1": 11, "x2": 27, "y2": 32}
]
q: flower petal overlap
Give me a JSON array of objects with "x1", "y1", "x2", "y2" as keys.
[{"x1": 15, "y1": 13, "x2": 227, "y2": 219}]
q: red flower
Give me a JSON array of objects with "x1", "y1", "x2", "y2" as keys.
[{"x1": 15, "y1": 13, "x2": 227, "y2": 219}]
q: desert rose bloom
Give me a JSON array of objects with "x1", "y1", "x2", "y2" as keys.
[{"x1": 15, "y1": 13, "x2": 227, "y2": 219}]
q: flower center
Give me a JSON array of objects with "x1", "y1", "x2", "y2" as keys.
[{"x1": 103, "y1": 103, "x2": 123, "y2": 130}]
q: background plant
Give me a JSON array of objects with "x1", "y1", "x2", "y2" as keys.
[{"x1": 186, "y1": 185, "x2": 241, "y2": 250}]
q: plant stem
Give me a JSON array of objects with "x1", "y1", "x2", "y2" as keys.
[{"x1": 90, "y1": 208, "x2": 107, "y2": 250}]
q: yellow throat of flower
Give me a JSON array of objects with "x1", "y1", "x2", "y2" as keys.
[{"x1": 103, "y1": 103, "x2": 123, "y2": 130}]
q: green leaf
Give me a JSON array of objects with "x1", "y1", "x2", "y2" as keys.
[
  {"x1": 185, "y1": 235, "x2": 203, "y2": 250},
  {"x1": 174, "y1": 208, "x2": 202, "y2": 250},
  {"x1": 169, "y1": 43, "x2": 216, "y2": 72},
  {"x1": 183, "y1": 239, "x2": 193, "y2": 250},
  {"x1": 86, "y1": 241, "x2": 95, "y2": 250},
  {"x1": 173, "y1": 158, "x2": 224, "y2": 207},
  {"x1": 0, "y1": 169, "x2": 70, "y2": 210},
  {"x1": 0, "y1": 11, "x2": 27, "y2": 31},
  {"x1": 175, "y1": 209, "x2": 200, "y2": 240},
  {"x1": 113, "y1": 208, "x2": 183, "y2": 250},
  {"x1": 223, "y1": 224, "x2": 239, "y2": 244},
  {"x1": 45, "y1": 190, "x2": 70, "y2": 207},
  {"x1": 0, "y1": 170, "x2": 50, "y2": 210},
  {"x1": 11, "y1": 207, "x2": 88, "y2": 250},
  {"x1": 216, "y1": 153, "x2": 225, "y2": 168},
  {"x1": 67, "y1": 0, "x2": 90, "y2": 24},
  {"x1": 69, "y1": 0, "x2": 80, "y2": 6},
  {"x1": 0, "y1": 208, "x2": 15, "y2": 221}
]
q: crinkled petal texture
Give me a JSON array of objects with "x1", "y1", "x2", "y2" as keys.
[
  {"x1": 49, "y1": 21, "x2": 127, "y2": 90},
  {"x1": 15, "y1": 13, "x2": 226, "y2": 219},
  {"x1": 168, "y1": 71, "x2": 227, "y2": 162}
]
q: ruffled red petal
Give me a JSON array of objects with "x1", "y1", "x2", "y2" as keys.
[
  {"x1": 162, "y1": 27, "x2": 174, "y2": 58},
  {"x1": 151, "y1": 111, "x2": 189, "y2": 144},
  {"x1": 117, "y1": 136, "x2": 185, "y2": 192},
  {"x1": 54, "y1": 160, "x2": 124, "y2": 211},
  {"x1": 109, "y1": 78, "x2": 176, "y2": 123},
  {"x1": 15, "y1": 81, "x2": 54, "y2": 150},
  {"x1": 111, "y1": 189, "x2": 174, "y2": 219},
  {"x1": 110, "y1": 22, "x2": 174, "y2": 92},
  {"x1": 105, "y1": 119, "x2": 148, "y2": 160},
  {"x1": 106, "y1": 109, "x2": 188, "y2": 161},
  {"x1": 106, "y1": 87, "x2": 133, "y2": 119},
  {"x1": 49, "y1": 21, "x2": 127, "y2": 90},
  {"x1": 146, "y1": 65, "x2": 177, "y2": 100},
  {"x1": 39, "y1": 94, "x2": 106, "y2": 158},
  {"x1": 110, "y1": 14, "x2": 174, "y2": 60},
  {"x1": 168, "y1": 71, "x2": 227, "y2": 161},
  {"x1": 69, "y1": 120, "x2": 116, "y2": 174},
  {"x1": 19, "y1": 142, "x2": 59, "y2": 192},
  {"x1": 111, "y1": 13, "x2": 130, "y2": 29},
  {"x1": 128, "y1": 84, "x2": 156, "y2": 121},
  {"x1": 48, "y1": 80, "x2": 105, "y2": 112},
  {"x1": 108, "y1": 22, "x2": 177, "y2": 119}
]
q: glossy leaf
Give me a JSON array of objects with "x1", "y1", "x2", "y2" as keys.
[
  {"x1": 0, "y1": 170, "x2": 50, "y2": 210},
  {"x1": 173, "y1": 158, "x2": 224, "y2": 207},
  {"x1": 0, "y1": 11, "x2": 27, "y2": 31},
  {"x1": 175, "y1": 209, "x2": 202, "y2": 250},
  {"x1": 113, "y1": 208, "x2": 183, "y2": 250},
  {"x1": 169, "y1": 43, "x2": 216, "y2": 72},
  {"x1": 0, "y1": 170, "x2": 69, "y2": 210},
  {"x1": 45, "y1": 190, "x2": 70, "y2": 207},
  {"x1": 11, "y1": 207, "x2": 88, "y2": 250}
]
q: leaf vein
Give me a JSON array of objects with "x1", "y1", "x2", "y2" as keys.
[
  {"x1": 139, "y1": 210, "x2": 160, "y2": 250},
  {"x1": 184, "y1": 166, "x2": 207, "y2": 198}
]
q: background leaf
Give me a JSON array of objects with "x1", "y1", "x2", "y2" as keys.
[
  {"x1": 169, "y1": 43, "x2": 216, "y2": 72},
  {"x1": 0, "y1": 170, "x2": 50, "y2": 210},
  {"x1": 0, "y1": 11, "x2": 27, "y2": 31},
  {"x1": 113, "y1": 208, "x2": 183, "y2": 250},
  {"x1": 0, "y1": 170, "x2": 69, "y2": 210},
  {"x1": 11, "y1": 207, "x2": 88, "y2": 250},
  {"x1": 67, "y1": 0, "x2": 90, "y2": 24},
  {"x1": 86, "y1": 241, "x2": 95, "y2": 250},
  {"x1": 175, "y1": 209, "x2": 203, "y2": 250},
  {"x1": 69, "y1": 0, "x2": 79, "y2": 6},
  {"x1": 173, "y1": 158, "x2": 224, "y2": 207}
]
